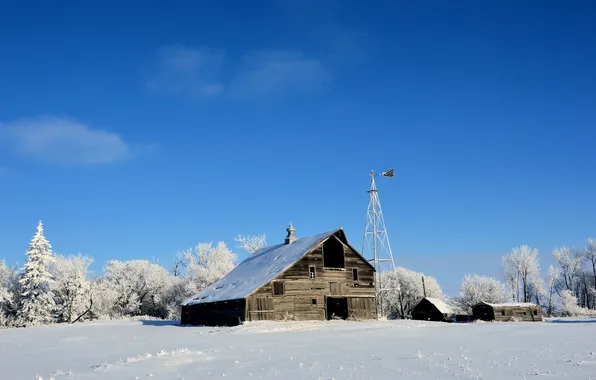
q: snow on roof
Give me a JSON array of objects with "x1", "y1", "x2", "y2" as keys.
[
  {"x1": 424, "y1": 297, "x2": 463, "y2": 315},
  {"x1": 181, "y1": 229, "x2": 340, "y2": 306},
  {"x1": 477, "y1": 302, "x2": 539, "y2": 308}
]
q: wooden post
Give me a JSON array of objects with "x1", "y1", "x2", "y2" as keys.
[{"x1": 422, "y1": 276, "x2": 427, "y2": 298}]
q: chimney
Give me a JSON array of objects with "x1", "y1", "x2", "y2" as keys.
[{"x1": 285, "y1": 222, "x2": 296, "y2": 244}]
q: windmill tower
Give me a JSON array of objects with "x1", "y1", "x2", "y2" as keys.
[{"x1": 362, "y1": 169, "x2": 396, "y2": 317}]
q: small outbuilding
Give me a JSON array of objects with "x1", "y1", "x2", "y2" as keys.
[
  {"x1": 411, "y1": 297, "x2": 470, "y2": 322},
  {"x1": 180, "y1": 225, "x2": 377, "y2": 326},
  {"x1": 472, "y1": 302, "x2": 542, "y2": 322}
]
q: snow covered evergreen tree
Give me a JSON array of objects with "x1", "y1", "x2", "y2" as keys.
[{"x1": 18, "y1": 221, "x2": 56, "y2": 326}]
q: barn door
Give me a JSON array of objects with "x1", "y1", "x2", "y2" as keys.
[
  {"x1": 348, "y1": 297, "x2": 375, "y2": 320},
  {"x1": 248, "y1": 297, "x2": 274, "y2": 321},
  {"x1": 330, "y1": 282, "x2": 341, "y2": 295}
]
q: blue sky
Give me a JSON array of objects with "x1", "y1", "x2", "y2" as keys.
[{"x1": 1, "y1": 0, "x2": 595, "y2": 296}]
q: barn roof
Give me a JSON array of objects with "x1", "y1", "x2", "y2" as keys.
[
  {"x1": 474, "y1": 302, "x2": 539, "y2": 308},
  {"x1": 424, "y1": 297, "x2": 464, "y2": 315},
  {"x1": 182, "y1": 228, "x2": 366, "y2": 306}
]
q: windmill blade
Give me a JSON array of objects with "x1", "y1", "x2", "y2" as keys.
[{"x1": 381, "y1": 169, "x2": 394, "y2": 178}]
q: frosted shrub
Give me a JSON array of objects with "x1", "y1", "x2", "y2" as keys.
[{"x1": 560, "y1": 289, "x2": 596, "y2": 317}]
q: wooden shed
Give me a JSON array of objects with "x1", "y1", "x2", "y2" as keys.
[
  {"x1": 411, "y1": 297, "x2": 470, "y2": 322},
  {"x1": 472, "y1": 302, "x2": 542, "y2": 322},
  {"x1": 180, "y1": 225, "x2": 377, "y2": 326}
]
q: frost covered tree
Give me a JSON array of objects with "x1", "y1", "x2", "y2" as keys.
[
  {"x1": 164, "y1": 242, "x2": 237, "y2": 319},
  {"x1": 545, "y1": 265, "x2": 559, "y2": 315},
  {"x1": 50, "y1": 254, "x2": 93, "y2": 323},
  {"x1": 502, "y1": 245, "x2": 543, "y2": 303},
  {"x1": 0, "y1": 259, "x2": 16, "y2": 326},
  {"x1": 0, "y1": 259, "x2": 13, "y2": 306},
  {"x1": 183, "y1": 241, "x2": 237, "y2": 293},
  {"x1": 455, "y1": 274, "x2": 509, "y2": 311},
  {"x1": 379, "y1": 267, "x2": 443, "y2": 319},
  {"x1": 101, "y1": 259, "x2": 175, "y2": 318},
  {"x1": 18, "y1": 221, "x2": 56, "y2": 326},
  {"x1": 234, "y1": 234, "x2": 267, "y2": 254},
  {"x1": 582, "y1": 238, "x2": 596, "y2": 309},
  {"x1": 552, "y1": 244, "x2": 594, "y2": 309},
  {"x1": 552, "y1": 246, "x2": 582, "y2": 295}
]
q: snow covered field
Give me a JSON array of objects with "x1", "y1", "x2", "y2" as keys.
[{"x1": 1, "y1": 319, "x2": 596, "y2": 379}]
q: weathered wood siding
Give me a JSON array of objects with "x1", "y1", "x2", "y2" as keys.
[
  {"x1": 347, "y1": 297, "x2": 376, "y2": 320},
  {"x1": 246, "y1": 235, "x2": 376, "y2": 321},
  {"x1": 472, "y1": 304, "x2": 542, "y2": 322},
  {"x1": 492, "y1": 305, "x2": 542, "y2": 322}
]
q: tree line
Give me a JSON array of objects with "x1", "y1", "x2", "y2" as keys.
[
  {"x1": 1, "y1": 221, "x2": 594, "y2": 328},
  {"x1": 0, "y1": 221, "x2": 248, "y2": 327},
  {"x1": 378, "y1": 240, "x2": 596, "y2": 319}
]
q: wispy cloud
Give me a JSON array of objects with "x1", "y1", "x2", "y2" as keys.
[
  {"x1": 274, "y1": 0, "x2": 375, "y2": 63},
  {"x1": 318, "y1": 25, "x2": 374, "y2": 64},
  {"x1": 147, "y1": 45, "x2": 225, "y2": 98},
  {"x1": 0, "y1": 166, "x2": 16, "y2": 176},
  {"x1": 0, "y1": 116, "x2": 149, "y2": 165},
  {"x1": 148, "y1": 45, "x2": 330, "y2": 99},
  {"x1": 229, "y1": 50, "x2": 330, "y2": 97}
]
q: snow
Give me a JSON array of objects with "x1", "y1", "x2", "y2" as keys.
[
  {"x1": 480, "y1": 302, "x2": 539, "y2": 308},
  {"x1": 424, "y1": 297, "x2": 463, "y2": 314},
  {"x1": 182, "y1": 229, "x2": 338, "y2": 305},
  {"x1": 2, "y1": 318, "x2": 596, "y2": 379}
]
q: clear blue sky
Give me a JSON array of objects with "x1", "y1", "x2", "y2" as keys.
[{"x1": 1, "y1": 0, "x2": 595, "y2": 296}]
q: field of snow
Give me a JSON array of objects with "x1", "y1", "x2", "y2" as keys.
[{"x1": 1, "y1": 318, "x2": 596, "y2": 379}]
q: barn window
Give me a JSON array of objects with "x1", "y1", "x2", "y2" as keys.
[
  {"x1": 533, "y1": 310, "x2": 537, "y2": 316},
  {"x1": 309, "y1": 265, "x2": 316, "y2": 279},
  {"x1": 312, "y1": 298, "x2": 317, "y2": 305},
  {"x1": 523, "y1": 311, "x2": 527, "y2": 315},
  {"x1": 272, "y1": 281, "x2": 285, "y2": 296},
  {"x1": 352, "y1": 268, "x2": 359, "y2": 281},
  {"x1": 322, "y1": 236, "x2": 345, "y2": 269},
  {"x1": 501, "y1": 310, "x2": 505, "y2": 316}
]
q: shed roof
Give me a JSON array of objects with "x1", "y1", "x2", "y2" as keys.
[
  {"x1": 474, "y1": 302, "x2": 539, "y2": 308},
  {"x1": 182, "y1": 228, "x2": 366, "y2": 306},
  {"x1": 423, "y1": 297, "x2": 465, "y2": 315}
]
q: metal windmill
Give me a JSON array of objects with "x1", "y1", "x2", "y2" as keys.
[{"x1": 362, "y1": 169, "x2": 396, "y2": 317}]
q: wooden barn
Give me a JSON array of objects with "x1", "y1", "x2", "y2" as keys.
[
  {"x1": 180, "y1": 224, "x2": 377, "y2": 326},
  {"x1": 411, "y1": 297, "x2": 470, "y2": 322},
  {"x1": 472, "y1": 302, "x2": 542, "y2": 322}
]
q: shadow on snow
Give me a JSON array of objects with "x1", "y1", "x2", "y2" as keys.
[
  {"x1": 546, "y1": 318, "x2": 596, "y2": 324},
  {"x1": 139, "y1": 319, "x2": 182, "y2": 327}
]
